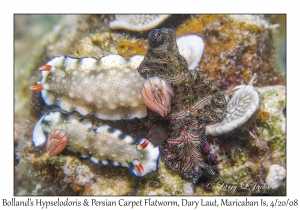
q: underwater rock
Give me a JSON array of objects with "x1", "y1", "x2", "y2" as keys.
[
  {"x1": 265, "y1": 164, "x2": 286, "y2": 189},
  {"x1": 256, "y1": 85, "x2": 286, "y2": 143},
  {"x1": 210, "y1": 85, "x2": 286, "y2": 195},
  {"x1": 117, "y1": 34, "x2": 205, "y2": 70},
  {"x1": 230, "y1": 15, "x2": 280, "y2": 29},
  {"x1": 175, "y1": 14, "x2": 285, "y2": 89},
  {"x1": 117, "y1": 39, "x2": 148, "y2": 57},
  {"x1": 16, "y1": 151, "x2": 95, "y2": 195}
]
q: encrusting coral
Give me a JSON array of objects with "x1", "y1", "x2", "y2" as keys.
[
  {"x1": 265, "y1": 164, "x2": 286, "y2": 189},
  {"x1": 109, "y1": 15, "x2": 171, "y2": 32},
  {"x1": 175, "y1": 15, "x2": 285, "y2": 90},
  {"x1": 117, "y1": 39, "x2": 148, "y2": 57}
]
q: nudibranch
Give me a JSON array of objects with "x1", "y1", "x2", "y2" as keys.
[
  {"x1": 30, "y1": 55, "x2": 147, "y2": 120},
  {"x1": 206, "y1": 74, "x2": 260, "y2": 136},
  {"x1": 176, "y1": 34, "x2": 205, "y2": 70},
  {"x1": 32, "y1": 110, "x2": 159, "y2": 177},
  {"x1": 109, "y1": 15, "x2": 171, "y2": 32},
  {"x1": 137, "y1": 28, "x2": 227, "y2": 183}
]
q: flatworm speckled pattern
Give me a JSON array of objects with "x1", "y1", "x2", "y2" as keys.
[
  {"x1": 32, "y1": 110, "x2": 159, "y2": 178},
  {"x1": 138, "y1": 28, "x2": 227, "y2": 183}
]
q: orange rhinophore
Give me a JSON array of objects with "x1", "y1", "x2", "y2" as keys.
[
  {"x1": 135, "y1": 163, "x2": 144, "y2": 174},
  {"x1": 29, "y1": 84, "x2": 44, "y2": 91},
  {"x1": 46, "y1": 129, "x2": 68, "y2": 156},
  {"x1": 39, "y1": 64, "x2": 52, "y2": 71},
  {"x1": 140, "y1": 140, "x2": 149, "y2": 149}
]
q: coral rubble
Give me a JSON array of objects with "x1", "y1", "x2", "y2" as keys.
[
  {"x1": 265, "y1": 164, "x2": 286, "y2": 189},
  {"x1": 109, "y1": 15, "x2": 171, "y2": 32}
]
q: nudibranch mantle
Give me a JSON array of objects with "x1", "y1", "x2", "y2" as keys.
[
  {"x1": 33, "y1": 110, "x2": 159, "y2": 178},
  {"x1": 176, "y1": 34, "x2": 205, "y2": 70},
  {"x1": 39, "y1": 55, "x2": 146, "y2": 120},
  {"x1": 206, "y1": 74, "x2": 260, "y2": 136}
]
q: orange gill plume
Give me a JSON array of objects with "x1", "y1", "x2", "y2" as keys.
[
  {"x1": 141, "y1": 76, "x2": 174, "y2": 117},
  {"x1": 45, "y1": 129, "x2": 68, "y2": 156}
]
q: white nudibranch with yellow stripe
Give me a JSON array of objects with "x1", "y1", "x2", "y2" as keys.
[{"x1": 32, "y1": 111, "x2": 159, "y2": 177}]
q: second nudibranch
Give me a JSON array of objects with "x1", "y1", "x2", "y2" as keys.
[{"x1": 32, "y1": 111, "x2": 160, "y2": 178}]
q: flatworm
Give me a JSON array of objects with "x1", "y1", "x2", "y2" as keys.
[
  {"x1": 32, "y1": 110, "x2": 160, "y2": 178},
  {"x1": 138, "y1": 28, "x2": 227, "y2": 183}
]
